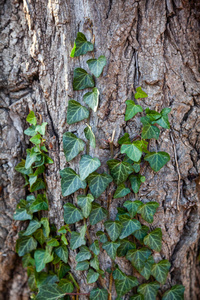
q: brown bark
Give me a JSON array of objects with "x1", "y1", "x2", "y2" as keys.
[{"x1": 0, "y1": 0, "x2": 200, "y2": 299}]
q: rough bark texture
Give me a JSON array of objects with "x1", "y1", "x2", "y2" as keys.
[{"x1": 0, "y1": 0, "x2": 200, "y2": 299}]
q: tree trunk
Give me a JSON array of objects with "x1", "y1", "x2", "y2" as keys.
[{"x1": 0, "y1": 0, "x2": 200, "y2": 299}]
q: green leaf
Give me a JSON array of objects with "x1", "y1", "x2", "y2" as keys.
[
  {"x1": 126, "y1": 247, "x2": 152, "y2": 271},
  {"x1": 125, "y1": 100, "x2": 143, "y2": 121},
  {"x1": 63, "y1": 132, "x2": 85, "y2": 162},
  {"x1": 70, "y1": 231, "x2": 86, "y2": 250},
  {"x1": 58, "y1": 279, "x2": 74, "y2": 293},
  {"x1": 35, "y1": 122, "x2": 47, "y2": 135},
  {"x1": 22, "y1": 253, "x2": 35, "y2": 267},
  {"x1": 141, "y1": 116, "x2": 160, "y2": 139},
  {"x1": 33, "y1": 165, "x2": 45, "y2": 176},
  {"x1": 119, "y1": 215, "x2": 141, "y2": 239},
  {"x1": 25, "y1": 149, "x2": 41, "y2": 169},
  {"x1": 36, "y1": 273, "x2": 59, "y2": 287},
  {"x1": 118, "y1": 133, "x2": 131, "y2": 145},
  {"x1": 40, "y1": 218, "x2": 50, "y2": 237},
  {"x1": 77, "y1": 194, "x2": 94, "y2": 218},
  {"x1": 113, "y1": 268, "x2": 126, "y2": 280},
  {"x1": 89, "y1": 288, "x2": 108, "y2": 300},
  {"x1": 107, "y1": 159, "x2": 134, "y2": 185},
  {"x1": 113, "y1": 184, "x2": 131, "y2": 199},
  {"x1": 34, "y1": 249, "x2": 53, "y2": 272},
  {"x1": 145, "y1": 108, "x2": 161, "y2": 121},
  {"x1": 13, "y1": 207, "x2": 33, "y2": 221},
  {"x1": 83, "y1": 87, "x2": 99, "y2": 112},
  {"x1": 89, "y1": 202, "x2": 108, "y2": 225},
  {"x1": 15, "y1": 159, "x2": 33, "y2": 175},
  {"x1": 67, "y1": 100, "x2": 89, "y2": 125},
  {"x1": 16, "y1": 236, "x2": 37, "y2": 257},
  {"x1": 139, "y1": 255, "x2": 155, "y2": 280},
  {"x1": 121, "y1": 140, "x2": 147, "y2": 162},
  {"x1": 30, "y1": 178, "x2": 46, "y2": 192},
  {"x1": 63, "y1": 203, "x2": 83, "y2": 224},
  {"x1": 90, "y1": 255, "x2": 99, "y2": 270},
  {"x1": 33, "y1": 229, "x2": 45, "y2": 246},
  {"x1": 29, "y1": 194, "x2": 48, "y2": 213},
  {"x1": 24, "y1": 125, "x2": 37, "y2": 136},
  {"x1": 102, "y1": 241, "x2": 120, "y2": 260},
  {"x1": 70, "y1": 32, "x2": 93, "y2": 57},
  {"x1": 135, "y1": 87, "x2": 148, "y2": 99},
  {"x1": 96, "y1": 231, "x2": 108, "y2": 243},
  {"x1": 162, "y1": 285, "x2": 185, "y2": 300},
  {"x1": 55, "y1": 245, "x2": 68, "y2": 263},
  {"x1": 58, "y1": 263, "x2": 70, "y2": 280},
  {"x1": 117, "y1": 239, "x2": 136, "y2": 257},
  {"x1": 129, "y1": 174, "x2": 145, "y2": 194},
  {"x1": 155, "y1": 108, "x2": 171, "y2": 129},
  {"x1": 133, "y1": 225, "x2": 149, "y2": 242},
  {"x1": 137, "y1": 282, "x2": 160, "y2": 300},
  {"x1": 87, "y1": 269, "x2": 99, "y2": 284},
  {"x1": 23, "y1": 219, "x2": 41, "y2": 236},
  {"x1": 30, "y1": 134, "x2": 41, "y2": 145},
  {"x1": 133, "y1": 163, "x2": 141, "y2": 173},
  {"x1": 47, "y1": 238, "x2": 60, "y2": 247},
  {"x1": 87, "y1": 172, "x2": 113, "y2": 198},
  {"x1": 151, "y1": 259, "x2": 171, "y2": 284},
  {"x1": 137, "y1": 202, "x2": 159, "y2": 223},
  {"x1": 130, "y1": 295, "x2": 144, "y2": 300},
  {"x1": 104, "y1": 221, "x2": 122, "y2": 241},
  {"x1": 89, "y1": 240, "x2": 100, "y2": 255},
  {"x1": 60, "y1": 168, "x2": 86, "y2": 197},
  {"x1": 76, "y1": 260, "x2": 90, "y2": 271},
  {"x1": 123, "y1": 200, "x2": 143, "y2": 218},
  {"x1": 144, "y1": 151, "x2": 170, "y2": 172},
  {"x1": 36, "y1": 284, "x2": 66, "y2": 300},
  {"x1": 144, "y1": 228, "x2": 162, "y2": 252},
  {"x1": 79, "y1": 155, "x2": 101, "y2": 180},
  {"x1": 73, "y1": 68, "x2": 94, "y2": 90},
  {"x1": 87, "y1": 55, "x2": 107, "y2": 78},
  {"x1": 75, "y1": 246, "x2": 92, "y2": 262},
  {"x1": 27, "y1": 111, "x2": 37, "y2": 126},
  {"x1": 84, "y1": 124, "x2": 96, "y2": 148},
  {"x1": 115, "y1": 275, "x2": 139, "y2": 296}
]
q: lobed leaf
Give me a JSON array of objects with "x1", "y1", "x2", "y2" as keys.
[
  {"x1": 137, "y1": 282, "x2": 160, "y2": 300},
  {"x1": 125, "y1": 100, "x2": 143, "y2": 121},
  {"x1": 162, "y1": 285, "x2": 185, "y2": 300},
  {"x1": 70, "y1": 231, "x2": 86, "y2": 250},
  {"x1": 79, "y1": 154, "x2": 101, "y2": 180},
  {"x1": 87, "y1": 269, "x2": 99, "y2": 284},
  {"x1": 144, "y1": 151, "x2": 170, "y2": 172},
  {"x1": 123, "y1": 200, "x2": 143, "y2": 218},
  {"x1": 117, "y1": 239, "x2": 136, "y2": 257},
  {"x1": 83, "y1": 87, "x2": 99, "y2": 112},
  {"x1": 135, "y1": 87, "x2": 148, "y2": 99},
  {"x1": 67, "y1": 100, "x2": 89, "y2": 125},
  {"x1": 137, "y1": 202, "x2": 159, "y2": 223},
  {"x1": 60, "y1": 168, "x2": 86, "y2": 197},
  {"x1": 89, "y1": 288, "x2": 108, "y2": 300},
  {"x1": 126, "y1": 247, "x2": 152, "y2": 271},
  {"x1": 104, "y1": 221, "x2": 122, "y2": 241},
  {"x1": 73, "y1": 68, "x2": 94, "y2": 90},
  {"x1": 144, "y1": 228, "x2": 162, "y2": 252},
  {"x1": 87, "y1": 55, "x2": 107, "y2": 78},
  {"x1": 141, "y1": 116, "x2": 160, "y2": 140},
  {"x1": 151, "y1": 259, "x2": 171, "y2": 284},
  {"x1": 77, "y1": 194, "x2": 94, "y2": 218},
  {"x1": 119, "y1": 215, "x2": 141, "y2": 239},
  {"x1": 70, "y1": 32, "x2": 93, "y2": 57},
  {"x1": 102, "y1": 241, "x2": 120, "y2": 260},
  {"x1": 89, "y1": 202, "x2": 108, "y2": 225},
  {"x1": 84, "y1": 124, "x2": 96, "y2": 148},
  {"x1": 63, "y1": 132, "x2": 85, "y2": 162},
  {"x1": 75, "y1": 246, "x2": 92, "y2": 262},
  {"x1": 107, "y1": 159, "x2": 134, "y2": 185},
  {"x1": 55, "y1": 245, "x2": 68, "y2": 263},
  {"x1": 113, "y1": 184, "x2": 131, "y2": 199},
  {"x1": 16, "y1": 236, "x2": 37, "y2": 257},
  {"x1": 63, "y1": 203, "x2": 83, "y2": 224},
  {"x1": 87, "y1": 172, "x2": 113, "y2": 198}
]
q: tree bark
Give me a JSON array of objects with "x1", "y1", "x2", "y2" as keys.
[{"x1": 0, "y1": 0, "x2": 200, "y2": 299}]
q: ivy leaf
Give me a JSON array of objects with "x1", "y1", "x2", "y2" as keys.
[
  {"x1": 33, "y1": 229, "x2": 45, "y2": 246},
  {"x1": 79, "y1": 155, "x2": 101, "y2": 180},
  {"x1": 36, "y1": 273, "x2": 59, "y2": 287},
  {"x1": 40, "y1": 218, "x2": 50, "y2": 237},
  {"x1": 30, "y1": 178, "x2": 46, "y2": 192},
  {"x1": 16, "y1": 236, "x2": 37, "y2": 257},
  {"x1": 144, "y1": 152, "x2": 170, "y2": 172},
  {"x1": 34, "y1": 249, "x2": 53, "y2": 272},
  {"x1": 102, "y1": 241, "x2": 120, "y2": 260},
  {"x1": 24, "y1": 125, "x2": 37, "y2": 137},
  {"x1": 139, "y1": 256, "x2": 155, "y2": 280},
  {"x1": 137, "y1": 282, "x2": 160, "y2": 300},
  {"x1": 129, "y1": 174, "x2": 145, "y2": 194},
  {"x1": 47, "y1": 238, "x2": 60, "y2": 247},
  {"x1": 123, "y1": 200, "x2": 143, "y2": 218},
  {"x1": 67, "y1": 100, "x2": 89, "y2": 125},
  {"x1": 162, "y1": 285, "x2": 185, "y2": 300},
  {"x1": 89, "y1": 240, "x2": 100, "y2": 255},
  {"x1": 126, "y1": 247, "x2": 152, "y2": 271},
  {"x1": 73, "y1": 68, "x2": 94, "y2": 90},
  {"x1": 115, "y1": 275, "x2": 139, "y2": 296},
  {"x1": 83, "y1": 87, "x2": 99, "y2": 112},
  {"x1": 55, "y1": 245, "x2": 68, "y2": 263},
  {"x1": 155, "y1": 108, "x2": 171, "y2": 129},
  {"x1": 60, "y1": 168, "x2": 86, "y2": 197},
  {"x1": 141, "y1": 116, "x2": 160, "y2": 139},
  {"x1": 119, "y1": 215, "x2": 141, "y2": 239},
  {"x1": 117, "y1": 239, "x2": 136, "y2": 257},
  {"x1": 25, "y1": 148, "x2": 41, "y2": 169},
  {"x1": 30, "y1": 134, "x2": 41, "y2": 145},
  {"x1": 23, "y1": 219, "x2": 41, "y2": 236},
  {"x1": 29, "y1": 194, "x2": 48, "y2": 213},
  {"x1": 75, "y1": 246, "x2": 92, "y2": 262},
  {"x1": 144, "y1": 228, "x2": 162, "y2": 252},
  {"x1": 58, "y1": 279, "x2": 74, "y2": 293},
  {"x1": 36, "y1": 284, "x2": 66, "y2": 300},
  {"x1": 87, "y1": 172, "x2": 113, "y2": 198},
  {"x1": 70, "y1": 231, "x2": 86, "y2": 250},
  {"x1": 27, "y1": 111, "x2": 37, "y2": 126},
  {"x1": 135, "y1": 87, "x2": 148, "y2": 99},
  {"x1": 113, "y1": 268, "x2": 126, "y2": 280},
  {"x1": 87, "y1": 269, "x2": 99, "y2": 284},
  {"x1": 121, "y1": 140, "x2": 147, "y2": 162},
  {"x1": 63, "y1": 203, "x2": 83, "y2": 224},
  {"x1": 63, "y1": 132, "x2": 85, "y2": 162},
  {"x1": 125, "y1": 100, "x2": 143, "y2": 121},
  {"x1": 15, "y1": 159, "x2": 33, "y2": 175},
  {"x1": 13, "y1": 207, "x2": 33, "y2": 221},
  {"x1": 89, "y1": 202, "x2": 108, "y2": 225},
  {"x1": 89, "y1": 255, "x2": 99, "y2": 270},
  {"x1": 130, "y1": 295, "x2": 144, "y2": 300},
  {"x1": 58, "y1": 263, "x2": 70, "y2": 280},
  {"x1": 89, "y1": 288, "x2": 108, "y2": 300},
  {"x1": 77, "y1": 194, "x2": 94, "y2": 218},
  {"x1": 107, "y1": 159, "x2": 134, "y2": 185},
  {"x1": 70, "y1": 32, "x2": 93, "y2": 57},
  {"x1": 96, "y1": 231, "x2": 108, "y2": 243},
  {"x1": 151, "y1": 260, "x2": 171, "y2": 284},
  {"x1": 137, "y1": 202, "x2": 159, "y2": 223},
  {"x1": 113, "y1": 184, "x2": 131, "y2": 199},
  {"x1": 22, "y1": 253, "x2": 35, "y2": 268},
  {"x1": 133, "y1": 163, "x2": 141, "y2": 173},
  {"x1": 80, "y1": 224, "x2": 87, "y2": 239},
  {"x1": 76, "y1": 260, "x2": 90, "y2": 271},
  {"x1": 35, "y1": 122, "x2": 47, "y2": 135},
  {"x1": 145, "y1": 108, "x2": 161, "y2": 121},
  {"x1": 118, "y1": 133, "x2": 131, "y2": 145},
  {"x1": 133, "y1": 225, "x2": 149, "y2": 242},
  {"x1": 87, "y1": 55, "x2": 107, "y2": 78},
  {"x1": 104, "y1": 221, "x2": 122, "y2": 241},
  {"x1": 84, "y1": 124, "x2": 96, "y2": 148}
]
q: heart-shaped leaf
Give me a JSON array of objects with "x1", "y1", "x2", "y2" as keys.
[
  {"x1": 27, "y1": 111, "x2": 37, "y2": 126},
  {"x1": 16, "y1": 236, "x2": 37, "y2": 257},
  {"x1": 89, "y1": 240, "x2": 100, "y2": 255},
  {"x1": 63, "y1": 203, "x2": 83, "y2": 224},
  {"x1": 83, "y1": 87, "x2": 99, "y2": 112},
  {"x1": 135, "y1": 87, "x2": 148, "y2": 99},
  {"x1": 139, "y1": 255, "x2": 155, "y2": 280},
  {"x1": 144, "y1": 151, "x2": 170, "y2": 172},
  {"x1": 144, "y1": 228, "x2": 162, "y2": 252},
  {"x1": 145, "y1": 108, "x2": 161, "y2": 121},
  {"x1": 87, "y1": 55, "x2": 107, "y2": 78},
  {"x1": 107, "y1": 159, "x2": 134, "y2": 185},
  {"x1": 87, "y1": 172, "x2": 113, "y2": 198},
  {"x1": 67, "y1": 100, "x2": 89, "y2": 125},
  {"x1": 77, "y1": 194, "x2": 94, "y2": 218},
  {"x1": 118, "y1": 133, "x2": 131, "y2": 145},
  {"x1": 96, "y1": 231, "x2": 108, "y2": 243},
  {"x1": 104, "y1": 221, "x2": 123, "y2": 241},
  {"x1": 89, "y1": 288, "x2": 108, "y2": 300},
  {"x1": 89, "y1": 202, "x2": 108, "y2": 225},
  {"x1": 121, "y1": 140, "x2": 148, "y2": 162},
  {"x1": 60, "y1": 168, "x2": 86, "y2": 197},
  {"x1": 137, "y1": 282, "x2": 160, "y2": 300},
  {"x1": 70, "y1": 32, "x2": 93, "y2": 57},
  {"x1": 63, "y1": 132, "x2": 85, "y2": 162},
  {"x1": 129, "y1": 174, "x2": 145, "y2": 194},
  {"x1": 90, "y1": 255, "x2": 100, "y2": 270},
  {"x1": 141, "y1": 116, "x2": 160, "y2": 139},
  {"x1": 23, "y1": 219, "x2": 41, "y2": 236},
  {"x1": 126, "y1": 247, "x2": 152, "y2": 271},
  {"x1": 137, "y1": 202, "x2": 159, "y2": 223},
  {"x1": 34, "y1": 249, "x2": 53, "y2": 272},
  {"x1": 117, "y1": 239, "x2": 136, "y2": 257},
  {"x1": 13, "y1": 207, "x2": 33, "y2": 221},
  {"x1": 73, "y1": 68, "x2": 94, "y2": 90},
  {"x1": 125, "y1": 100, "x2": 143, "y2": 121},
  {"x1": 70, "y1": 231, "x2": 86, "y2": 250},
  {"x1": 119, "y1": 215, "x2": 141, "y2": 239},
  {"x1": 84, "y1": 124, "x2": 96, "y2": 148},
  {"x1": 162, "y1": 285, "x2": 185, "y2": 300},
  {"x1": 113, "y1": 184, "x2": 131, "y2": 199},
  {"x1": 133, "y1": 225, "x2": 149, "y2": 242},
  {"x1": 58, "y1": 279, "x2": 74, "y2": 293},
  {"x1": 115, "y1": 275, "x2": 139, "y2": 296},
  {"x1": 102, "y1": 241, "x2": 120, "y2": 260},
  {"x1": 79, "y1": 155, "x2": 101, "y2": 180},
  {"x1": 76, "y1": 260, "x2": 90, "y2": 271},
  {"x1": 151, "y1": 259, "x2": 171, "y2": 284},
  {"x1": 123, "y1": 200, "x2": 143, "y2": 218},
  {"x1": 36, "y1": 283, "x2": 66, "y2": 300},
  {"x1": 87, "y1": 269, "x2": 99, "y2": 283},
  {"x1": 29, "y1": 194, "x2": 48, "y2": 213},
  {"x1": 55, "y1": 245, "x2": 68, "y2": 263},
  {"x1": 34, "y1": 229, "x2": 45, "y2": 246},
  {"x1": 155, "y1": 108, "x2": 171, "y2": 129},
  {"x1": 76, "y1": 246, "x2": 92, "y2": 262}
]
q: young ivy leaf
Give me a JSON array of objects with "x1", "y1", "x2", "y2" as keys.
[
  {"x1": 47, "y1": 238, "x2": 60, "y2": 247},
  {"x1": 83, "y1": 87, "x2": 99, "y2": 112},
  {"x1": 89, "y1": 202, "x2": 108, "y2": 225},
  {"x1": 135, "y1": 87, "x2": 148, "y2": 99},
  {"x1": 129, "y1": 174, "x2": 145, "y2": 194},
  {"x1": 107, "y1": 159, "x2": 134, "y2": 185},
  {"x1": 126, "y1": 247, "x2": 152, "y2": 271},
  {"x1": 30, "y1": 134, "x2": 41, "y2": 145},
  {"x1": 26, "y1": 111, "x2": 37, "y2": 126},
  {"x1": 121, "y1": 140, "x2": 148, "y2": 162},
  {"x1": 60, "y1": 168, "x2": 86, "y2": 197},
  {"x1": 87, "y1": 269, "x2": 99, "y2": 284},
  {"x1": 119, "y1": 215, "x2": 141, "y2": 239},
  {"x1": 123, "y1": 200, "x2": 143, "y2": 218},
  {"x1": 84, "y1": 124, "x2": 96, "y2": 148},
  {"x1": 63, "y1": 132, "x2": 85, "y2": 162},
  {"x1": 23, "y1": 219, "x2": 41, "y2": 236},
  {"x1": 79, "y1": 155, "x2": 101, "y2": 180},
  {"x1": 89, "y1": 288, "x2": 108, "y2": 300},
  {"x1": 105, "y1": 221, "x2": 123, "y2": 241},
  {"x1": 144, "y1": 228, "x2": 162, "y2": 252},
  {"x1": 162, "y1": 285, "x2": 185, "y2": 300},
  {"x1": 118, "y1": 133, "x2": 131, "y2": 145},
  {"x1": 137, "y1": 201, "x2": 159, "y2": 223},
  {"x1": 63, "y1": 203, "x2": 83, "y2": 224},
  {"x1": 15, "y1": 159, "x2": 33, "y2": 175},
  {"x1": 70, "y1": 231, "x2": 86, "y2": 250},
  {"x1": 16, "y1": 236, "x2": 37, "y2": 257},
  {"x1": 145, "y1": 108, "x2": 161, "y2": 121},
  {"x1": 96, "y1": 231, "x2": 108, "y2": 243},
  {"x1": 67, "y1": 100, "x2": 89, "y2": 125},
  {"x1": 102, "y1": 241, "x2": 120, "y2": 260},
  {"x1": 87, "y1": 172, "x2": 113, "y2": 198},
  {"x1": 117, "y1": 239, "x2": 136, "y2": 257},
  {"x1": 36, "y1": 283, "x2": 66, "y2": 300},
  {"x1": 29, "y1": 194, "x2": 48, "y2": 213},
  {"x1": 115, "y1": 275, "x2": 139, "y2": 296},
  {"x1": 144, "y1": 151, "x2": 170, "y2": 172},
  {"x1": 155, "y1": 107, "x2": 171, "y2": 129},
  {"x1": 151, "y1": 259, "x2": 171, "y2": 284},
  {"x1": 113, "y1": 184, "x2": 131, "y2": 199},
  {"x1": 141, "y1": 116, "x2": 160, "y2": 139},
  {"x1": 125, "y1": 100, "x2": 143, "y2": 121},
  {"x1": 70, "y1": 32, "x2": 93, "y2": 57},
  {"x1": 77, "y1": 194, "x2": 94, "y2": 218},
  {"x1": 87, "y1": 55, "x2": 107, "y2": 78},
  {"x1": 137, "y1": 282, "x2": 160, "y2": 300},
  {"x1": 73, "y1": 68, "x2": 94, "y2": 90},
  {"x1": 55, "y1": 245, "x2": 69, "y2": 263},
  {"x1": 75, "y1": 246, "x2": 92, "y2": 262}
]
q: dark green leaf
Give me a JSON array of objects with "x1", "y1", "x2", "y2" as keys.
[
  {"x1": 87, "y1": 269, "x2": 99, "y2": 284},
  {"x1": 144, "y1": 228, "x2": 162, "y2": 252},
  {"x1": 23, "y1": 219, "x2": 41, "y2": 236},
  {"x1": 107, "y1": 159, "x2": 134, "y2": 185},
  {"x1": 75, "y1": 246, "x2": 92, "y2": 262},
  {"x1": 58, "y1": 279, "x2": 74, "y2": 293},
  {"x1": 34, "y1": 249, "x2": 53, "y2": 272},
  {"x1": 70, "y1": 32, "x2": 93, "y2": 57},
  {"x1": 89, "y1": 202, "x2": 108, "y2": 225},
  {"x1": 89, "y1": 240, "x2": 100, "y2": 255},
  {"x1": 33, "y1": 229, "x2": 45, "y2": 245},
  {"x1": 129, "y1": 174, "x2": 145, "y2": 194},
  {"x1": 79, "y1": 155, "x2": 101, "y2": 180},
  {"x1": 36, "y1": 273, "x2": 58, "y2": 288},
  {"x1": 63, "y1": 132, "x2": 85, "y2": 162},
  {"x1": 15, "y1": 159, "x2": 33, "y2": 175},
  {"x1": 117, "y1": 239, "x2": 136, "y2": 257},
  {"x1": 137, "y1": 202, "x2": 159, "y2": 223},
  {"x1": 36, "y1": 284, "x2": 66, "y2": 300},
  {"x1": 77, "y1": 194, "x2": 94, "y2": 218},
  {"x1": 126, "y1": 247, "x2": 152, "y2": 271},
  {"x1": 119, "y1": 215, "x2": 141, "y2": 239},
  {"x1": 96, "y1": 231, "x2": 108, "y2": 243},
  {"x1": 118, "y1": 133, "x2": 131, "y2": 145},
  {"x1": 123, "y1": 200, "x2": 143, "y2": 218},
  {"x1": 22, "y1": 253, "x2": 35, "y2": 267},
  {"x1": 13, "y1": 207, "x2": 32, "y2": 221},
  {"x1": 84, "y1": 124, "x2": 96, "y2": 148},
  {"x1": 63, "y1": 203, "x2": 83, "y2": 224},
  {"x1": 83, "y1": 87, "x2": 99, "y2": 112},
  {"x1": 121, "y1": 140, "x2": 147, "y2": 162},
  {"x1": 16, "y1": 236, "x2": 37, "y2": 257},
  {"x1": 130, "y1": 295, "x2": 144, "y2": 300},
  {"x1": 115, "y1": 275, "x2": 139, "y2": 296},
  {"x1": 125, "y1": 100, "x2": 143, "y2": 121},
  {"x1": 87, "y1": 172, "x2": 113, "y2": 198},
  {"x1": 135, "y1": 87, "x2": 148, "y2": 99},
  {"x1": 145, "y1": 108, "x2": 161, "y2": 121},
  {"x1": 90, "y1": 255, "x2": 99, "y2": 270},
  {"x1": 29, "y1": 194, "x2": 48, "y2": 213},
  {"x1": 151, "y1": 259, "x2": 171, "y2": 284},
  {"x1": 30, "y1": 178, "x2": 46, "y2": 192},
  {"x1": 89, "y1": 288, "x2": 108, "y2": 300},
  {"x1": 67, "y1": 100, "x2": 89, "y2": 125},
  {"x1": 139, "y1": 256, "x2": 155, "y2": 280},
  {"x1": 133, "y1": 225, "x2": 149, "y2": 242},
  {"x1": 113, "y1": 184, "x2": 131, "y2": 199},
  {"x1": 162, "y1": 285, "x2": 185, "y2": 300},
  {"x1": 113, "y1": 267, "x2": 126, "y2": 280},
  {"x1": 27, "y1": 111, "x2": 37, "y2": 126},
  {"x1": 133, "y1": 163, "x2": 141, "y2": 173},
  {"x1": 73, "y1": 68, "x2": 94, "y2": 90},
  {"x1": 55, "y1": 245, "x2": 68, "y2": 263},
  {"x1": 60, "y1": 168, "x2": 86, "y2": 197},
  {"x1": 102, "y1": 241, "x2": 120, "y2": 260},
  {"x1": 137, "y1": 282, "x2": 160, "y2": 300},
  {"x1": 76, "y1": 260, "x2": 90, "y2": 271},
  {"x1": 141, "y1": 116, "x2": 160, "y2": 139},
  {"x1": 33, "y1": 165, "x2": 45, "y2": 176},
  {"x1": 70, "y1": 231, "x2": 86, "y2": 250},
  {"x1": 87, "y1": 55, "x2": 107, "y2": 78},
  {"x1": 58, "y1": 263, "x2": 70, "y2": 280},
  {"x1": 104, "y1": 221, "x2": 122, "y2": 241},
  {"x1": 144, "y1": 152, "x2": 170, "y2": 172}
]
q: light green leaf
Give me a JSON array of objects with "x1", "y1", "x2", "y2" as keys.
[
  {"x1": 119, "y1": 215, "x2": 141, "y2": 239},
  {"x1": 90, "y1": 255, "x2": 99, "y2": 270},
  {"x1": 70, "y1": 231, "x2": 86, "y2": 250},
  {"x1": 87, "y1": 172, "x2": 113, "y2": 198},
  {"x1": 133, "y1": 225, "x2": 149, "y2": 242},
  {"x1": 137, "y1": 282, "x2": 160, "y2": 300},
  {"x1": 126, "y1": 247, "x2": 152, "y2": 271},
  {"x1": 123, "y1": 200, "x2": 143, "y2": 218},
  {"x1": 84, "y1": 124, "x2": 96, "y2": 148},
  {"x1": 102, "y1": 241, "x2": 120, "y2": 260},
  {"x1": 89, "y1": 202, "x2": 108, "y2": 225},
  {"x1": 96, "y1": 231, "x2": 108, "y2": 243},
  {"x1": 24, "y1": 125, "x2": 37, "y2": 136},
  {"x1": 36, "y1": 284, "x2": 66, "y2": 300},
  {"x1": 40, "y1": 218, "x2": 50, "y2": 237},
  {"x1": 27, "y1": 111, "x2": 37, "y2": 126},
  {"x1": 144, "y1": 151, "x2": 170, "y2": 172},
  {"x1": 125, "y1": 100, "x2": 143, "y2": 121},
  {"x1": 155, "y1": 108, "x2": 171, "y2": 129},
  {"x1": 47, "y1": 238, "x2": 60, "y2": 247},
  {"x1": 83, "y1": 87, "x2": 99, "y2": 112},
  {"x1": 23, "y1": 219, "x2": 41, "y2": 236},
  {"x1": 34, "y1": 249, "x2": 53, "y2": 272},
  {"x1": 58, "y1": 279, "x2": 74, "y2": 293},
  {"x1": 104, "y1": 221, "x2": 122, "y2": 241},
  {"x1": 107, "y1": 159, "x2": 134, "y2": 185},
  {"x1": 60, "y1": 168, "x2": 86, "y2": 197},
  {"x1": 129, "y1": 174, "x2": 145, "y2": 194},
  {"x1": 67, "y1": 100, "x2": 89, "y2": 125},
  {"x1": 162, "y1": 285, "x2": 185, "y2": 300},
  {"x1": 135, "y1": 87, "x2": 148, "y2": 99},
  {"x1": 89, "y1": 240, "x2": 100, "y2": 255},
  {"x1": 75, "y1": 246, "x2": 92, "y2": 262},
  {"x1": 151, "y1": 259, "x2": 171, "y2": 284},
  {"x1": 141, "y1": 116, "x2": 160, "y2": 139},
  {"x1": 13, "y1": 207, "x2": 32, "y2": 221},
  {"x1": 121, "y1": 140, "x2": 147, "y2": 162},
  {"x1": 29, "y1": 194, "x2": 48, "y2": 213},
  {"x1": 87, "y1": 55, "x2": 107, "y2": 78},
  {"x1": 77, "y1": 194, "x2": 94, "y2": 218},
  {"x1": 79, "y1": 155, "x2": 101, "y2": 180},
  {"x1": 144, "y1": 228, "x2": 162, "y2": 252},
  {"x1": 137, "y1": 202, "x2": 159, "y2": 223},
  {"x1": 73, "y1": 68, "x2": 94, "y2": 90},
  {"x1": 33, "y1": 165, "x2": 45, "y2": 176},
  {"x1": 89, "y1": 288, "x2": 108, "y2": 300},
  {"x1": 117, "y1": 239, "x2": 136, "y2": 257},
  {"x1": 61, "y1": 234, "x2": 68, "y2": 245},
  {"x1": 35, "y1": 122, "x2": 47, "y2": 135},
  {"x1": 25, "y1": 148, "x2": 41, "y2": 169},
  {"x1": 118, "y1": 133, "x2": 131, "y2": 145},
  {"x1": 70, "y1": 32, "x2": 93, "y2": 57},
  {"x1": 139, "y1": 255, "x2": 155, "y2": 280},
  {"x1": 63, "y1": 132, "x2": 85, "y2": 162},
  {"x1": 30, "y1": 134, "x2": 41, "y2": 145},
  {"x1": 113, "y1": 184, "x2": 131, "y2": 199},
  {"x1": 55, "y1": 245, "x2": 68, "y2": 263},
  {"x1": 16, "y1": 236, "x2": 37, "y2": 257},
  {"x1": 115, "y1": 275, "x2": 139, "y2": 296},
  {"x1": 76, "y1": 260, "x2": 90, "y2": 271},
  {"x1": 87, "y1": 269, "x2": 99, "y2": 284},
  {"x1": 63, "y1": 203, "x2": 83, "y2": 224}
]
